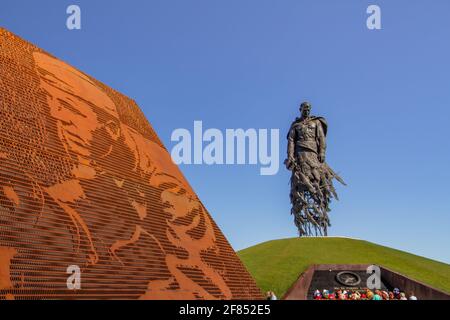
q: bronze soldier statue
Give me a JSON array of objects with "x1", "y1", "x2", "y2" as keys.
[{"x1": 285, "y1": 102, "x2": 345, "y2": 236}]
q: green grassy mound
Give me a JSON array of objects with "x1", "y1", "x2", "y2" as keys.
[{"x1": 237, "y1": 237, "x2": 450, "y2": 297}]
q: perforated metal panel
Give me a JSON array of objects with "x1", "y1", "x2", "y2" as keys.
[{"x1": 0, "y1": 28, "x2": 262, "y2": 300}]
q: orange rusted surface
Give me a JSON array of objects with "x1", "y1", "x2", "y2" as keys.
[{"x1": 0, "y1": 28, "x2": 262, "y2": 300}]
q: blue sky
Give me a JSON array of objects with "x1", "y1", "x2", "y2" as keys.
[{"x1": 2, "y1": 0, "x2": 450, "y2": 263}]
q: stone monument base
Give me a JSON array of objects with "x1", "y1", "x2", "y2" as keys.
[{"x1": 283, "y1": 264, "x2": 450, "y2": 300}]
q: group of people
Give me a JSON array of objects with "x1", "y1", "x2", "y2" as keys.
[
  {"x1": 313, "y1": 288, "x2": 418, "y2": 300},
  {"x1": 265, "y1": 291, "x2": 278, "y2": 300}
]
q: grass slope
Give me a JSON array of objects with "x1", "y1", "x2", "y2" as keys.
[{"x1": 237, "y1": 237, "x2": 450, "y2": 297}]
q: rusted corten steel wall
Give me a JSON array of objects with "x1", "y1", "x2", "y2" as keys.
[{"x1": 0, "y1": 28, "x2": 262, "y2": 300}]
